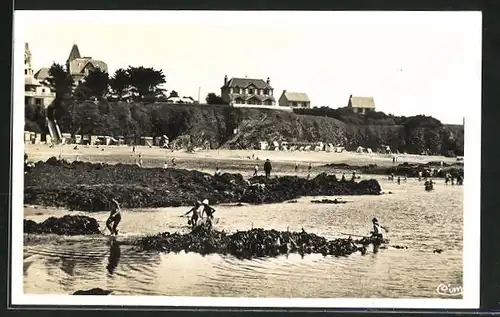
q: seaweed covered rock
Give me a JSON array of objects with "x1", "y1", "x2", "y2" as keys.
[
  {"x1": 24, "y1": 215, "x2": 101, "y2": 235},
  {"x1": 324, "y1": 162, "x2": 464, "y2": 178},
  {"x1": 73, "y1": 288, "x2": 112, "y2": 295},
  {"x1": 24, "y1": 159, "x2": 383, "y2": 211},
  {"x1": 241, "y1": 173, "x2": 381, "y2": 204},
  {"x1": 138, "y1": 227, "x2": 386, "y2": 259}
]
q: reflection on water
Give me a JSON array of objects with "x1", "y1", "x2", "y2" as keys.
[
  {"x1": 23, "y1": 177, "x2": 464, "y2": 298},
  {"x1": 106, "y1": 238, "x2": 121, "y2": 275}
]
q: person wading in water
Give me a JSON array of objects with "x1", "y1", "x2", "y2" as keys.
[
  {"x1": 182, "y1": 201, "x2": 202, "y2": 229},
  {"x1": 370, "y1": 217, "x2": 388, "y2": 239},
  {"x1": 106, "y1": 199, "x2": 122, "y2": 236}
]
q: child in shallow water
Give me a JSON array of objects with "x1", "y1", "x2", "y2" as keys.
[{"x1": 106, "y1": 199, "x2": 122, "y2": 235}]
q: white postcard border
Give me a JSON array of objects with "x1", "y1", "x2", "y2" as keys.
[{"x1": 11, "y1": 10, "x2": 482, "y2": 309}]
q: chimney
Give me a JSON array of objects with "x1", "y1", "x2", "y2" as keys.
[
  {"x1": 349, "y1": 94, "x2": 353, "y2": 99},
  {"x1": 283, "y1": 89, "x2": 287, "y2": 94},
  {"x1": 25, "y1": 43, "x2": 29, "y2": 51},
  {"x1": 224, "y1": 75, "x2": 228, "y2": 86},
  {"x1": 266, "y1": 77, "x2": 270, "y2": 85}
]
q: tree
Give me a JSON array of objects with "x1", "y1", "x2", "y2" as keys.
[
  {"x1": 205, "y1": 93, "x2": 226, "y2": 104},
  {"x1": 44, "y1": 63, "x2": 74, "y2": 100},
  {"x1": 127, "y1": 66, "x2": 166, "y2": 100},
  {"x1": 109, "y1": 68, "x2": 131, "y2": 100},
  {"x1": 83, "y1": 68, "x2": 109, "y2": 99},
  {"x1": 71, "y1": 101, "x2": 104, "y2": 135},
  {"x1": 169, "y1": 90, "x2": 179, "y2": 98}
]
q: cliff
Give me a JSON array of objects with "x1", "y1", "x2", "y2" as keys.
[{"x1": 28, "y1": 101, "x2": 464, "y2": 156}]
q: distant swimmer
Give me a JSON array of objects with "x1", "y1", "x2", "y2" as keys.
[
  {"x1": 418, "y1": 171, "x2": 423, "y2": 182},
  {"x1": 163, "y1": 162, "x2": 168, "y2": 169},
  {"x1": 106, "y1": 199, "x2": 122, "y2": 235},
  {"x1": 341, "y1": 173, "x2": 346, "y2": 181},
  {"x1": 351, "y1": 171, "x2": 356, "y2": 182},
  {"x1": 171, "y1": 158, "x2": 177, "y2": 167},
  {"x1": 295, "y1": 162, "x2": 298, "y2": 174},
  {"x1": 397, "y1": 176, "x2": 401, "y2": 185},
  {"x1": 215, "y1": 167, "x2": 222, "y2": 176}
]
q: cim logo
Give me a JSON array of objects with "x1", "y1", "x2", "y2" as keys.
[{"x1": 436, "y1": 283, "x2": 463, "y2": 296}]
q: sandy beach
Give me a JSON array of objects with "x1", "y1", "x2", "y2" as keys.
[{"x1": 24, "y1": 144, "x2": 458, "y2": 170}]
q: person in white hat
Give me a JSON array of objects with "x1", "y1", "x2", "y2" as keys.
[
  {"x1": 106, "y1": 199, "x2": 122, "y2": 235},
  {"x1": 201, "y1": 199, "x2": 216, "y2": 220}
]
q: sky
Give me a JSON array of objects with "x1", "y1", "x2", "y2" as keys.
[{"x1": 15, "y1": 11, "x2": 481, "y2": 124}]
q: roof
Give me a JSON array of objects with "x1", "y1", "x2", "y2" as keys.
[
  {"x1": 225, "y1": 77, "x2": 272, "y2": 89},
  {"x1": 34, "y1": 68, "x2": 50, "y2": 80},
  {"x1": 166, "y1": 96, "x2": 195, "y2": 103},
  {"x1": 67, "y1": 44, "x2": 81, "y2": 61},
  {"x1": 281, "y1": 92, "x2": 310, "y2": 102},
  {"x1": 25, "y1": 76, "x2": 41, "y2": 86},
  {"x1": 349, "y1": 96, "x2": 376, "y2": 108},
  {"x1": 68, "y1": 58, "x2": 108, "y2": 75}
]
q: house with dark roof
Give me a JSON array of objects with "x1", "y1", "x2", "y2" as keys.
[
  {"x1": 347, "y1": 95, "x2": 376, "y2": 114},
  {"x1": 220, "y1": 75, "x2": 276, "y2": 106},
  {"x1": 65, "y1": 44, "x2": 108, "y2": 85},
  {"x1": 24, "y1": 43, "x2": 55, "y2": 107},
  {"x1": 278, "y1": 90, "x2": 311, "y2": 108}
]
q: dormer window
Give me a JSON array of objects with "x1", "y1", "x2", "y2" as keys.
[{"x1": 248, "y1": 88, "x2": 254, "y2": 94}]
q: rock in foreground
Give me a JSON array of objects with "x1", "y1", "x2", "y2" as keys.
[
  {"x1": 24, "y1": 215, "x2": 101, "y2": 235},
  {"x1": 138, "y1": 226, "x2": 387, "y2": 258},
  {"x1": 73, "y1": 288, "x2": 112, "y2": 295},
  {"x1": 24, "y1": 158, "x2": 382, "y2": 211}
]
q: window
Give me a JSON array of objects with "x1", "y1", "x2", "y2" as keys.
[
  {"x1": 25, "y1": 96, "x2": 30, "y2": 104},
  {"x1": 42, "y1": 89, "x2": 45, "y2": 93},
  {"x1": 35, "y1": 98, "x2": 42, "y2": 105},
  {"x1": 248, "y1": 89, "x2": 253, "y2": 95},
  {"x1": 264, "y1": 89, "x2": 268, "y2": 95},
  {"x1": 25, "y1": 69, "x2": 28, "y2": 75}
]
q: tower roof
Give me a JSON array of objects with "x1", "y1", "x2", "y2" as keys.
[{"x1": 67, "y1": 44, "x2": 81, "y2": 62}]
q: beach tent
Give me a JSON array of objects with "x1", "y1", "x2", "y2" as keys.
[
  {"x1": 366, "y1": 148, "x2": 373, "y2": 153},
  {"x1": 259, "y1": 141, "x2": 269, "y2": 150},
  {"x1": 304, "y1": 145, "x2": 311, "y2": 151},
  {"x1": 356, "y1": 146, "x2": 365, "y2": 153}
]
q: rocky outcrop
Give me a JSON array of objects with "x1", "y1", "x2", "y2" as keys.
[
  {"x1": 138, "y1": 225, "x2": 388, "y2": 258},
  {"x1": 24, "y1": 158, "x2": 383, "y2": 211},
  {"x1": 24, "y1": 215, "x2": 101, "y2": 235}
]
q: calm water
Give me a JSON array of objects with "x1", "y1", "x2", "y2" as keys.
[{"x1": 23, "y1": 177, "x2": 463, "y2": 298}]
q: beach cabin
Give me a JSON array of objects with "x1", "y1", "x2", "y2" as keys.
[
  {"x1": 61, "y1": 133, "x2": 72, "y2": 145},
  {"x1": 24, "y1": 131, "x2": 31, "y2": 144},
  {"x1": 82, "y1": 135, "x2": 90, "y2": 145},
  {"x1": 281, "y1": 141, "x2": 289, "y2": 151},
  {"x1": 259, "y1": 141, "x2": 269, "y2": 150},
  {"x1": 140, "y1": 136, "x2": 154, "y2": 147},
  {"x1": 90, "y1": 135, "x2": 98, "y2": 145},
  {"x1": 75, "y1": 135, "x2": 82, "y2": 144},
  {"x1": 46, "y1": 134, "x2": 52, "y2": 145},
  {"x1": 34, "y1": 133, "x2": 41, "y2": 144}
]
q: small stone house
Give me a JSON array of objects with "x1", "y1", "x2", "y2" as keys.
[
  {"x1": 278, "y1": 90, "x2": 311, "y2": 108},
  {"x1": 347, "y1": 95, "x2": 376, "y2": 114}
]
